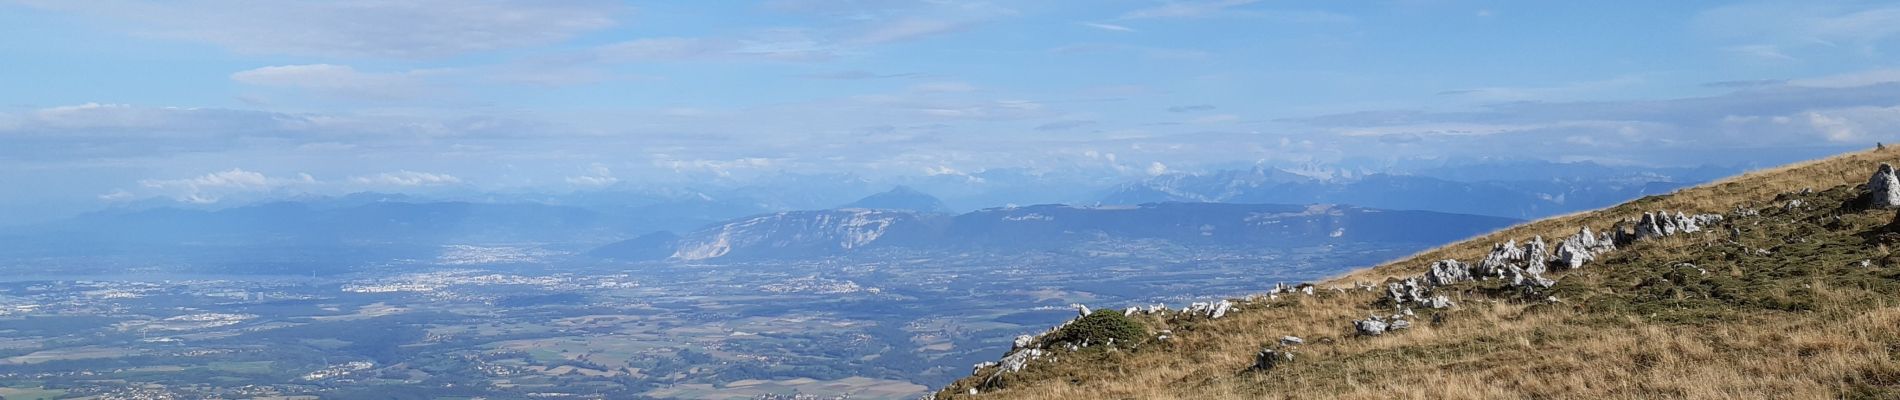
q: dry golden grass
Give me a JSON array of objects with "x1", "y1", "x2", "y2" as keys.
[{"x1": 939, "y1": 147, "x2": 1900, "y2": 400}]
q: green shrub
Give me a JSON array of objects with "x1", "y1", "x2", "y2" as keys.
[{"x1": 1045, "y1": 310, "x2": 1146, "y2": 347}]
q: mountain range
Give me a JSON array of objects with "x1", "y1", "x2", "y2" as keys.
[
  {"x1": 1101, "y1": 165, "x2": 1710, "y2": 219},
  {"x1": 590, "y1": 202, "x2": 1519, "y2": 261}
]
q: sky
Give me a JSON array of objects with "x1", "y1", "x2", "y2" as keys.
[{"x1": 3, "y1": 0, "x2": 1900, "y2": 218}]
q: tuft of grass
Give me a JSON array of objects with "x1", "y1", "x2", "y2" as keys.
[{"x1": 1044, "y1": 310, "x2": 1147, "y2": 349}]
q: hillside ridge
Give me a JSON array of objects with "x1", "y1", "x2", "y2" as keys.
[{"x1": 936, "y1": 147, "x2": 1900, "y2": 399}]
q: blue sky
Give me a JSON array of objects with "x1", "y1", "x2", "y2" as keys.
[{"x1": 3, "y1": 0, "x2": 1900, "y2": 215}]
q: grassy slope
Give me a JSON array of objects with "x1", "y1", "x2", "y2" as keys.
[{"x1": 938, "y1": 148, "x2": 1900, "y2": 399}]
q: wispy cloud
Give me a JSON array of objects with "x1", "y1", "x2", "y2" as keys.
[
  {"x1": 1079, "y1": 22, "x2": 1136, "y2": 32},
  {"x1": 231, "y1": 64, "x2": 445, "y2": 100},
  {"x1": 12, "y1": 0, "x2": 624, "y2": 58},
  {"x1": 797, "y1": 70, "x2": 923, "y2": 80},
  {"x1": 565, "y1": 163, "x2": 619, "y2": 187},
  {"x1": 1119, "y1": 0, "x2": 1260, "y2": 20},
  {"x1": 1696, "y1": 1, "x2": 1900, "y2": 60},
  {"x1": 350, "y1": 171, "x2": 465, "y2": 187},
  {"x1": 136, "y1": 168, "x2": 316, "y2": 203}
]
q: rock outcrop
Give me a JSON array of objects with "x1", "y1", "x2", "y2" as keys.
[
  {"x1": 1621, "y1": 211, "x2": 1722, "y2": 243},
  {"x1": 1554, "y1": 227, "x2": 1615, "y2": 270},
  {"x1": 1354, "y1": 317, "x2": 1390, "y2": 336},
  {"x1": 1185, "y1": 300, "x2": 1234, "y2": 319},
  {"x1": 1426, "y1": 260, "x2": 1473, "y2": 286},
  {"x1": 1869, "y1": 163, "x2": 1900, "y2": 209}
]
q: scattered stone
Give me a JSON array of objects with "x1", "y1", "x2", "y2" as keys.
[
  {"x1": 1354, "y1": 317, "x2": 1389, "y2": 336},
  {"x1": 1279, "y1": 336, "x2": 1304, "y2": 346},
  {"x1": 1386, "y1": 278, "x2": 1425, "y2": 304},
  {"x1": 1784, "y1": 199, "x2": 1806, "y2": 211},
  {"x1": 1554, "y1": 227, "x2": 1613, "y2": 270},
  {"x1": 1674, "y1": 263, "x2": 1708, "y2": 275},
  {"x1": 1013, "y1": 335, "x2": 1035, "y2": 350},
  {"x1": 1502, "y1": 265, "x2": 1556, "y2": 288},
  {"x1": 1620, "y1": 211, "x2": 1723, "y2": 244},
  {"x1": 1524, "y1": 236, "x2": 1549, "y2": 275},
  {"x1": 1422, "y1": 295, "x2": 1454, "y2": 309},
  {"x1": 1185, "y1": 300, "x2": 1234, "y2": 319},
  {"x1": 972, "y1": 361, "x2": 997, "y2": 374},
  {"x1": 997, "y1": 349, "x2": 1045, "y2": 372},
  {"x1": 1388, "y1": 319, "x2": 1412, "y2": 330},
  {"x1": 1869, "y1": 163, "x2": 1900, "y2": 209},
  {"x1": 1860, "y1": 259, "x2": 1874, "y2": 268},
  {"x1": 1426, "y1": 259, "x2": 1474, "y2": 286}
]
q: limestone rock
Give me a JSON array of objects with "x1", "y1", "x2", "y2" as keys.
[
  {"x1": 998, "y1": 349, "x2": 1045, "y2": 373},
  {"x1": 1423, "y1": 295, "x2": 1454, "y2": 309},
  {"x1": 1524, "y1": 236, "x2": 1549, "y2": 275},
  {"x1": 1389, "y1": 319, "x2": 1412, "y2": 330},
  {"x1": 1553, "y1": 227, "x2": 1614, "y2": 271},
  {"x1": 1354, "y1": 317, "x2": 1389, "y2": 336},
  {"x1": 1185, "y1": 300, "x2": 1234, "y2": 319},
  {"x1": 1012, "y1": 335, "x2": 1035, "y2": 350},
  {"x1": 1425, "y1": 259, "x2": 1474, "y2": 286},
  {"x1": 1870, "y1": 163, "x2": 1900, "y2": 209},
  {"x1": 972, "y1": 361, "x2": 998, "y2": 374},
  {"x1": 1386, "y1": 278, "x2": 1425, "y2": 304}
]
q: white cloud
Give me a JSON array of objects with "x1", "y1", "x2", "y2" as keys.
[
  {"x1": 15, "y1": 0, "x2": 623, "y2": 58},
  {"x1": 1080, "y1": 22, "x2": 1136, "y2": 32},
  {"x1": 565, "y1": 163, "x2": 619, "y2": 187},
  {"x1": 134, "y1": 168, "x2": 316, "y2": 203},
  {"x1": 653, "y1": 157, "x2": 777, "y2": 178},
  {"x1": 350, "y1": 171, "x2": 464, "y2": 187},
  {"x1": 1146, "y1": 161, "x2": 1169, "y2": 176},
  {"x1": 98, "y1": 189, "x2": 135, "y2": 202},
  {"x1": 231, "y1": 64, "x2": 442, "y2": 99}
]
